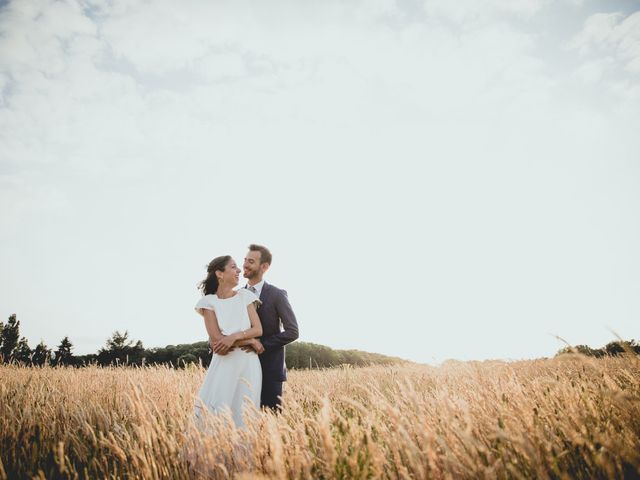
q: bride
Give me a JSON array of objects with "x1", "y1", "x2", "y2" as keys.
[{"x1": 194, "y1": 255, "x2": 263, "y2": 427}]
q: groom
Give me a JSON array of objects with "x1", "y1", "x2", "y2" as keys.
[{"x1": 241, "y1": 244, "x2": 299, "y2": 410}]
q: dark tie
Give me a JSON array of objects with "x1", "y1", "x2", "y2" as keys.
[{"x1": 248, "y1": 285, "x2": 257, "y2": 294}]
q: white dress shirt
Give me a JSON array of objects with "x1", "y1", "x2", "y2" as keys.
[{"x1": 247, "y1": 279, "x2": 265, "y2": 299}]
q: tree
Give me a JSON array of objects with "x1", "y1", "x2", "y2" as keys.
[
  {"x1": 556, "y1": 344, "x2": 604, "y2": 357},
  {"x1": 97, "y1": 331, "x2": 145, "y2": 365},
  {"x1": 177, "y1": 353, "x2": 198, "y2": 367},
  {"x1": 556, "y1": 339, "x2": 640, "y2": 358},
  {"x1": 32, "y1": 341, "x2": 52, "y2": 366},
  {"x1": 284, "y1": 341, "x2": 405, "y2": 369},
  {"x1": 0, "y1": 314, "x2": 20, "y2": 362},
  {"x1": 145, "y1": 341, "x2": 211, "y2": 367},
  {"x1": 605, "y1": 340, "x2": 639, "y2": 356},
  {"x1": 14, "y1": 337, "x2": 32, "y2": 364},
  {"x1": 54, "y1": 336, "x2": 74, "y2": 366}
]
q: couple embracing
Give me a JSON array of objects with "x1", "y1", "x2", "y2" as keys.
[{"x1": 194, "y1": 244, "x2": 299, "y2": 427}]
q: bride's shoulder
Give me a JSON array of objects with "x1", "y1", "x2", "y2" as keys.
[{"x1": 195, "y1": 295, "x2": 216, "y2": 314}]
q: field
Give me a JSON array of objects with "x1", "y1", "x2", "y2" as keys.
[{"x1": 1, "y1": 356, "x2": 639, "y2": 479}]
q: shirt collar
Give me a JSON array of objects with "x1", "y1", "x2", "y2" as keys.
[{"x1": 248, "y1": 279, "x2": 265, "y2": 296}]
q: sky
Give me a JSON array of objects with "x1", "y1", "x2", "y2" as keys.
[{"x1": 1, "y1": 0, "x2": 639, "y2": 364}]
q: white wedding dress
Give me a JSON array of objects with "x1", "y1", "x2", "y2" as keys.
[{"x1": 194, "y1": 289, "x2": 262, "y2": 428}]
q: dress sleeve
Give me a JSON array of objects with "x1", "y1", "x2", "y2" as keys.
[
  {"x1": 195, "y1": 296, "x2": 215, "y2": 315},
  {"x1": 241, "y1": 289, "x2": 261, "y2": 307}
]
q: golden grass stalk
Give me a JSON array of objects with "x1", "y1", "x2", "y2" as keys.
[{"x1": 1, "y1": 356, "x2": 639, "y2": 479}]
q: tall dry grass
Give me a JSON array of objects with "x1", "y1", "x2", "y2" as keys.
[{"x1": 1, "y1": 356, "x2": 639, "y2": 479}]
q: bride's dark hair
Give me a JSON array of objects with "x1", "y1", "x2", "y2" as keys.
[{"x1": 198, "y1": 255, "x2": 232, "y2": 295}]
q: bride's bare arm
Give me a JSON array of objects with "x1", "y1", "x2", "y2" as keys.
[
  {"x1": 232, "y1": 303, "x2": 263, "y2": 344},
  {"x1": 209, "y1": 303, "x2": 262, "y2": 354},
  {"x1": 201, "y1": 309, "x2": 224, "y2": 343},
  {"x1": 204, "y1": 309, "x2": 237, "y2": 355}
]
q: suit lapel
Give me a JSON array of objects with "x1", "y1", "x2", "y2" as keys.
[{"x1": 260, "y1": 282, "x2": 271, "y2": 304}]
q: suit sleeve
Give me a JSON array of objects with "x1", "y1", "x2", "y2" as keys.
[{"x1": 261, "y1": 289, "x2": 299, "y2": 351}]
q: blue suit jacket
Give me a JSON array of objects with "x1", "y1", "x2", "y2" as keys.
[{"x1": 257, "y1": 282, "x2": 299, "y2": 382}]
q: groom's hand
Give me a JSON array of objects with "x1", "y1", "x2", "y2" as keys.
[
  {"x1": 210, "y1": 339, "x2": 235, "y2": 356},
  {"x1": 212, "y1": 335, "x2": 235, "y2": 355},
  {"x1": 247, "y1": 339, "x2": 264, "y2": 354},
  {"x1": 239, "y1": 339, "x2": 264, "y2": 354},
  {"x1": 253, "y1": 339, "x2": 265, "y2": 354}
]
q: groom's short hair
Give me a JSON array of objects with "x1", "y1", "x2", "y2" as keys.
[{"x1": 249, "y1": 244, "x2": 272, "y2": 265}]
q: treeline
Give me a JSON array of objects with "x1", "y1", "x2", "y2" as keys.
[
  {"x1": 0, "y1": 314, "x2": 72, "y2": 366},
  {"x1": 0, "y1": 314, "x2": 405, "y2": 369},
  {"x1": 286, "y1": 341, "x2": 407, "y2": 369},
  {"x1": 556, "y1": 339, "x2": 640, "y2": 357}
]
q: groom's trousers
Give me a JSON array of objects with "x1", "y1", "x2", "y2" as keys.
[{"x1": 261, "y1": 380, "x2": 283, "y2": 411}]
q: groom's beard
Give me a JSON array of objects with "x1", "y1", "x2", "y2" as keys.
[{"x1": 243, "y1": 270, "x2": 258, "y2": 281}]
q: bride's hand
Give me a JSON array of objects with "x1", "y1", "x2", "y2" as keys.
[
  {"x1": 251, "y1": 339, "x2": 265, "y2": 354},
  {"x1": 212, "y1": 335, "x2": 236, "y2": 355}
]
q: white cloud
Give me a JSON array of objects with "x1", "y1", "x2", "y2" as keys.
[
  {"x1": 1, "y1": 0, "x2": 639, "y2": 361},
  {"x1": 569, "y1": 11, "x2": 640, "y2": 74},
  {"x1": 573, "y1": 57, "x2": 615, "y2": 83},
  {"x1": 569, "y1": 12, "x2": 623, "y2": 52}
]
